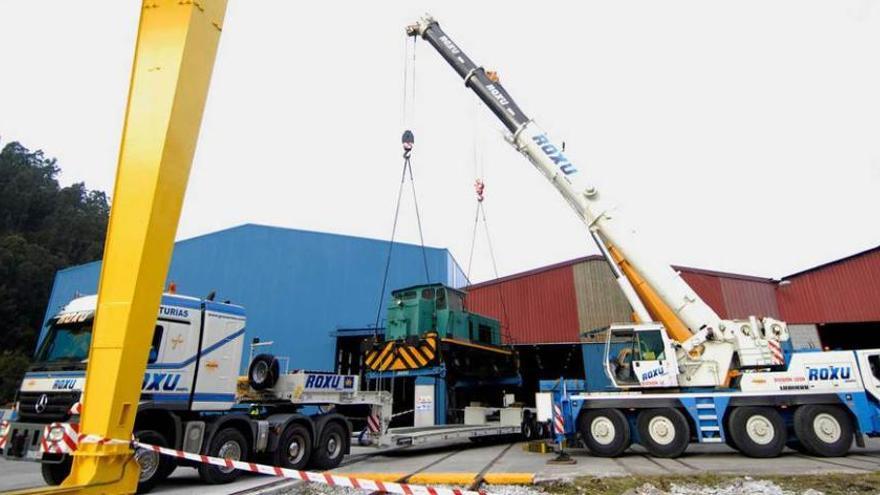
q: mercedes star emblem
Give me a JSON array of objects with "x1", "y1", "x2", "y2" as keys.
[{"x1": 35, "y1": 394, "x2": 49, "y2": 414}]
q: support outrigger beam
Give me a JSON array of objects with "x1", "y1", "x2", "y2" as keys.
[{"x1": 10, "y1": 2, "x2": 227, "y2": 493}]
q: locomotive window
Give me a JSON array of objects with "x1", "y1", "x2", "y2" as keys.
[{"x1": 421, "y1": 288, "x2": 435, "y2": 299}]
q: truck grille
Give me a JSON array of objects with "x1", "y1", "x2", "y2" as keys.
[{"x1": 17, "y1": 392, "x2": 79, "y2": 422}]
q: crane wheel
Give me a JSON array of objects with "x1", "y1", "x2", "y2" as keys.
[
  {"x1": 578, "y1": 409, "x2": 631, "y2": 457},
  {"x1": 133, "y1": 430, "x2": 176, "y2": 493},
  {"x1": 793, "y1": 405, "x2": 854, "y2": 457},
  {"x1": 248, "y1": 354, "x2": 280, "y2": 390},
  {"x1": 637, "y1": 408, "x2": 690, "y2": 458},
  {"x1": 727, "y1": 407, "x2": 786, "y2": 458}
]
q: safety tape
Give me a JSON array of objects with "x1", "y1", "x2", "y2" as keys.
[
  {"x1": 39, "y1": 429, "x2": 490, "y2": 494},
  {"x1": 136, "y1": 441, "x2": 488, "y2": 495}
]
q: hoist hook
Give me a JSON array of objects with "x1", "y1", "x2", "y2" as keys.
[
  {"x1": 402, "y1": 130, "x2": 414, "y2": 159},
  {"x1": 474, "y1": 178, "x2": 485, "y2": 202}
]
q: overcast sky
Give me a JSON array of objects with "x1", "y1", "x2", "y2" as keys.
[{"x1": 2, "y1": 1, "x2": 878, "y2": 283}]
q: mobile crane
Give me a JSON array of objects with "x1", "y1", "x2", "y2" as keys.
[{"x1": 408, "y1": 14, "x2": 880, "y2": 459}]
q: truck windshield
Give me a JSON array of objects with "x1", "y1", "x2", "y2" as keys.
[{"x1": 33, "y1": 322, "x2": 93, "y2": 365}]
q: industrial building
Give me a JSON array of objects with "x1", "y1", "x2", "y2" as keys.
[
  {"x1": 41, "y1": 224, "x2": 467, "y2": 372},
  {"x1": 41, "y1": 224, "x2": 879, "y2": 384},
  {"x1": 466, "y1": 246, "x2": 880, "y2": 393}
]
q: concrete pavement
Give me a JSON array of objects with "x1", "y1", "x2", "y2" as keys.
[{"x1": 2, "y1": 438, "x2": 879, "y2": 493}]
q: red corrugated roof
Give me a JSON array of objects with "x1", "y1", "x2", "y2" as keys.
[
  {"x1": 466, "y1": 263, "x2": 581, "y2": 344},
  {"x1": 465, "y1": 246, "x2": 880, "y2": 344}
]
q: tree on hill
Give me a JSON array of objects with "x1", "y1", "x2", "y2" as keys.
[{"x1": 0, "y1": 139, "x2": 109, "y2": 403}]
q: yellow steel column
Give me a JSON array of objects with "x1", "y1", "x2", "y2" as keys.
[{"x1": 15, "y1": 2, "x2": 227, "y2": 494}]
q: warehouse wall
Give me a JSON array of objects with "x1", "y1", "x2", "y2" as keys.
[
  {"x1": 777, "y1": 247, "x2": 880, "y2": 324},
  {"x1": 40, "y1": 224, "x2": 465, "y2": 372}
]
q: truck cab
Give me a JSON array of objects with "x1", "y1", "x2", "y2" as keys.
[{"x1": 1, "y1": 293, "x2": 247, "y2": 491}]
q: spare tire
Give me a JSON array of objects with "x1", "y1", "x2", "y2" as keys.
[{"x1": 248, "y1": 353, "x2": 280, "y2": 390}]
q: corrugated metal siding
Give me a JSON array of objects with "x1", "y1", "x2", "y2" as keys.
[
  {"x1": 679, "y1": 271, "x2": 726, "y2": 317},
  {"x1": 778, "y1": 248, "x2": 880, "y2": 324},
  {"x1": 41, "y1": 224, "x2": 464, "y2": 371},
  {"x1": 466, "y1": 264, "x2": 580, "y2": 344},
  {"x1": 572, "y1": 260, "x2": 632, "y2": 334},
  {"x1": 678, "y1": 270, "x2": 779, "y2": 319}
]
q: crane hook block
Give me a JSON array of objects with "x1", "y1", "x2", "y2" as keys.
[{"x1": 402, "y1": 130, "x2": 415, "y2": 158}]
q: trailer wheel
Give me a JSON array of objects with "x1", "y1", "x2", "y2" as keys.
[
  {"x1": 637, "y1": 408, "x2": 690, "y2": 458},
  {"x1": 198, "y1": 428, "x2": 248, "y2": 484},
  {"x1": 40, "y1": 454, "x2": 72, "y2": 486},
  {"x1": 727, "y1": 407, "x2": 786, "y2": 458},
  {"x1": 276, "y1": 423, "x2": 311, "y2": 470},
  {"x1": 579, "y1": 409, "x2": 631, "y2": 457},
  {"x1": 522, "y1": 419, "x2": 539, "y2": 440},
  {"x1": 133, "y1": 430, "x2": 176, "y2": 493},
  {"x1": 794, "y1": 405, "x2": 853, "y2": 457},
  {"x1": 311, "y1": 421, "x2": 347, "y2": 470}
]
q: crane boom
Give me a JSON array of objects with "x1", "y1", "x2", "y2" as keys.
[{"x1": 407, "y1": 15, "x2": 723, "y2": 346}]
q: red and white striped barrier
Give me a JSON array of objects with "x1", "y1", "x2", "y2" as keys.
[
  {"x1": 0, "y1": 420, "x2": 9, "y2": 450},
  {"x1": 40, "y1": 422, "x2": 80, "y2": 454},
  {"x1": 136, "y1": 441, "x2": 488, "y2": 495},
  {"x1": 552, "y1": 404, "x2": 565, "y2": 435},
  {"x1": 4, "y1": 422, "x2": 490, "y2": 495},
  {"x1": 768, "y1": 339, "x2": 784, "y2": 365}
]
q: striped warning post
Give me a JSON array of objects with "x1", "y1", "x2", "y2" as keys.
[
  {"x1": 553, "y1": 404, "x2": 565, "y2": 435},
  {"x1": 135, "y1": 441, "x2": 488, "y2": 495},
  {"x1": 0, "y1": 420, "x2": 9, "y2": 450},
  {"x1": 768, "y1": 339, "x2": 784, "y2": 365}
]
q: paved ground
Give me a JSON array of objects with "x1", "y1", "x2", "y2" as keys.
[{"x1": 2, "y1": 438, "x2": 879, "y2": 493}]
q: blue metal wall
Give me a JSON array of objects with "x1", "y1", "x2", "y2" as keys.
[{"x1": 40, "y1": 224, "x2": 465, "y2": 372}]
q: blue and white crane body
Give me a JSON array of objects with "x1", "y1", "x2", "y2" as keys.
[{"x1": 409, "y1": 14, "x2": 880, "y2": 458}]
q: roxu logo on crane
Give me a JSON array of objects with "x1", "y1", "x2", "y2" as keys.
[
  {"x1": 532, "y1": 134, "x2": 577, "y2": 175},
  {"x1": 142, "y1": 372, "x2": 182, "y2": 391},
  {"x1": 806, "y1": 365, "x2": 852, "y2": 381}
]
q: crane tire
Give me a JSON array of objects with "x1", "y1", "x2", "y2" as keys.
[
  {"x1": 637, "y1": 408, "x2": 690, "y2": 458},
  {"x1": 578, "y1": 408, "x2": 631, "y2": 457},
  {"x1": 727, "y1": 407, "x2": 786, "y2": 458},
  {"x1": 794, "y1": 405, "x2": 853, "y2": 457}
]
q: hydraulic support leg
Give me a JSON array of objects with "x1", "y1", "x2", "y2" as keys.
[{"x1": 13, "y1": 1, "x2": 227, "y2": 493}]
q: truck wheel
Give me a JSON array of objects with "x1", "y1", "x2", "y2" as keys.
[
  {"x1": 637, "y1": 408, "x2": 690, "y2": 458},
  {"x1": 198, "y1": 428, "x2": 248, "y2": 484},
  {"x1": 134, "y1": 430, "x2": 176, "y2": 493},
  {"x1": 522, "y1": 419, "x2": 538, "y2": 440},
  {"x1": 276, "y1": 423, "x2": 312, "y2": 470},
  {"x1": 579, "y1": 409, "x2": 631, "y2": 457},
  {"x1": 311, "y1": 421, "x2": 347, "y2": 470},
  {"x1": 794, "y1": 405, "x2": 854, "y2": 457},
  {"x1": 40, "y1": 455, "x2": 72, "y2": 485},
  {"x1": 727, "y1": 407, "x2": 785, "y2": 458}
]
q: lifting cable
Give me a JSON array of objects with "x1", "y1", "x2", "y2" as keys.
[
  {"x1": 369, "y1": 36, "x2": 431, "y2": 400},
  {"x1": 464, "y1": 105, "x2": 513, "y2": 344}
]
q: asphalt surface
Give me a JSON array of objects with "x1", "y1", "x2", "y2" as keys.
[{"x1": 2, "y1": 438, "x2": 879, "y2": 494}]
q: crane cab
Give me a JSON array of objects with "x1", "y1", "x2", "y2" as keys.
[{"x1": 604, "y1": 324, "x2": 680, "y2": 389}]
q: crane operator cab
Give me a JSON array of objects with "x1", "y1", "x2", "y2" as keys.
[{"x1": 605, "y1": 324, "x2": 679, "y2": 388}]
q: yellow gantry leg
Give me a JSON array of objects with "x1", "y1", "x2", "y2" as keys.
[{"x1": 12, "y1": 2, "x2": 228, "y2": 494}]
